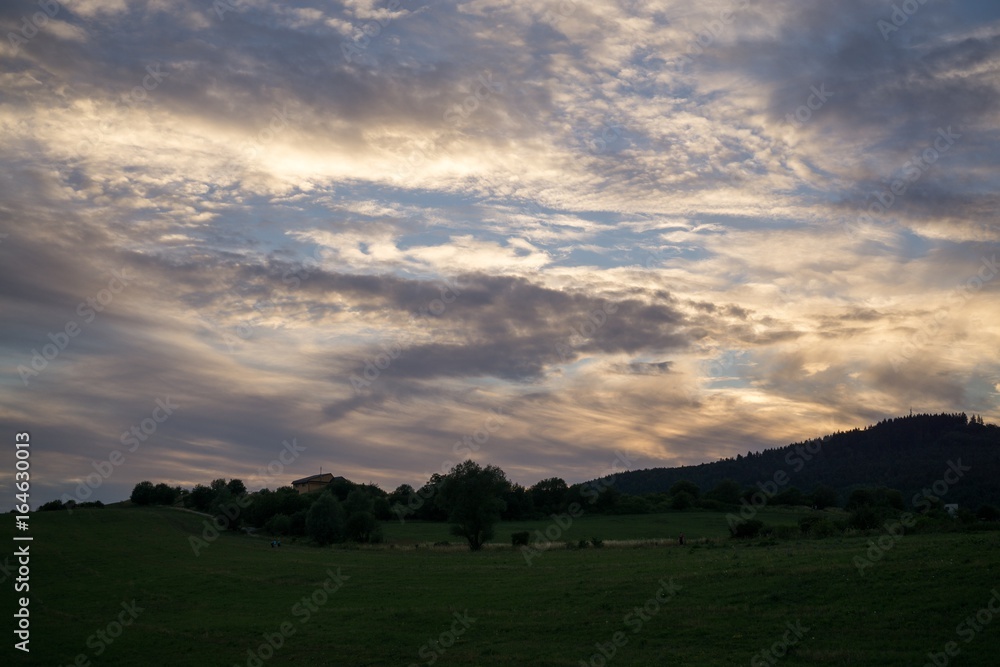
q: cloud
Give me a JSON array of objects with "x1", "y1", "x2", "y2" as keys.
[{"x1": 1, "y1": 0, "x2": 999, "y2": 505}]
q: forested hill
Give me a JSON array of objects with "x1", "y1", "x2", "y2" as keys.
[{"x1": 598, "y1": 413, "x2": 1000, "y2": 507}]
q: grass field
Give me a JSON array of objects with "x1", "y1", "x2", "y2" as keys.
[{"x1": 5, "y1": 507, "x2": 1000, "y2": 666}]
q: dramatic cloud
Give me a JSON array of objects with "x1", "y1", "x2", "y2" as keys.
[{"x1": 1, "y1": 0, "x2": 998, "y2": 506}]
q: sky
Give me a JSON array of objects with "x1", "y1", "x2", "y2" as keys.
[{"x1": 2, "y1": 0, "x2": 999, "y2": 507}]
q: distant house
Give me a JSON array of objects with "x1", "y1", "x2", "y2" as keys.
[{"x1": 291, "y1": 472, "x2": 349, "y2": 495}]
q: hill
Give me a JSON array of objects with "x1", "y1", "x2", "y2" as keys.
[{"x1": 595, "y1": 413, "x2": 1000, "y2": 507}]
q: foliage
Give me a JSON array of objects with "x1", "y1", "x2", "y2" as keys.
[
  {"x1": 436, "y1": 460, "x2": 509, "y2": 551},
  {"x1": 305, "y1": 491, "x2": 345, "y2": 545},
  {"x1": 39, "y1": 499, "x2": 67, "y2": 511},
  {"x1": 130, "y1": 481, "x2": 156, "y2": 506}
]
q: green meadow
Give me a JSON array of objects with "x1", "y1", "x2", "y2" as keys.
[{"x1": 5, "y1": 507, "x2": 1000, "y2": 666}]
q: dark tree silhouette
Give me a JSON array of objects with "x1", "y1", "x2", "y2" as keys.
[{"x1": 436, "y1": 460, "x2": 509, "y2": 551}]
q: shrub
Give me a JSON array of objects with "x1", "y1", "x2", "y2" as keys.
[
  {"x1": 39, "y1": 500, "x2": 66, "y2": 511},
  {"x1": 591, "y1": 537, "x2": 604, "y2": 548},
  {"x1": 810, "y1": 519, "x2": 840, "y2": 538},
  {"x1": 577, "y1": 539, "x2": 589, "y2": 549},
  {"x1": 306, "y1": 491, "x2": 345, "y2": 545},
  {"x1": 671, "y1": 491, "x2": 695, "y2": 510},
  {"x1": 511, "y1": 531, "x2": 530, "y2": 546},
  {"x1": 265, "y1": 513, "x2": 292, "y2": 536},
  {"x1": 770, "y1": 525, "x2": 799, "y2": 540}
]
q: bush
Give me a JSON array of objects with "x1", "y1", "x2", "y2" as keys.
[
  {"x1": 577, "y1": 539, "x2": 589, "y2": 549},
  {"x1": 770, "y1": 525, "x2": 799, "y2": 540},
  {"x1": 729, "y1": 519, "x2": 764, "y2": 539},
  {"x1": 306, "y1": 492, "x2": 345, "y2": 545},
  {"x1": 511, "y1": 531, "x2": 530, "y2": 546},
  {"x1": 345, "y1": 511, "x2": 381, "y2": 543},
  {"x1": 810, "y1": 519, "x2": 840, "y2": 538},
  {"x1": 798, "y1": 515, "x2": 824, "y2": 534},
  {"x1": 265, "y1": 513, "x2": 292, "y2": 536},
  {"x1": 39, "y1": 500, "x2": 66, "y2": 511},
  {"x1": 289, "y1": 509, "x2": 307, "y2": 536},
  {"x1": 591, "y1": 537, "x2": 604, "y2": 548},
  {"x1": 671, "y1": 491, "x2": 694, "y2": 510}
]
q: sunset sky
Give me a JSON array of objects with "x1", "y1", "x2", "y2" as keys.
[{"x1": 2, "y1": 0, "x2": 999, "y2": 507}]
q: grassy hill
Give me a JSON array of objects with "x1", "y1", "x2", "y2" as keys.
[{"x1": 5, "y1": 506, "x2": 1000, "y2": 665}]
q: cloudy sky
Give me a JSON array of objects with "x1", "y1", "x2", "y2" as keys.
[{"x1": 2, "y1": 0, "x2": 999, "y2": 506}]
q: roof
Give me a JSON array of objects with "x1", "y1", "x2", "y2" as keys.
[{"x1": 291, "y1": 472, "x2": 334, "y2": 485}]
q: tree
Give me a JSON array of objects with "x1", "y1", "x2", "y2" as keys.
[
  {"x1": 130, "y1": 481, "x2": 156, "y2": 506},
  {"x1": 226, "y1": 479, "x2": 247, "y2": 496},
  {"x1": 152, "y1": 483, "x2": 178, "y2": 505},
  {"x1": 306, "y1": 491, "x2": 345, "y2": 545},
  {"x1": 706, "y1": 479, "x2": 741, "y2": 505},
  {"x1": 345, "y1": 512, "x2": 381, "y2": 543},
  {"x1": 669, "y1": 480, "x2": 701, "y2": 500},
  {"x1": 436, "y1": 460, "x2": 509, "y2": 551},
  {"x1": 188, "y1": 484, "x2": 215, "y2": 512},
  {"x1": 529, "y1": 478, "x2": 568, "y2": 514},
  {"x1": 771, "y1": 487, "x2": 804, "y2": 507},
  {"x1": 671, "y1": 491, "x2": 694, "y2": 510}
]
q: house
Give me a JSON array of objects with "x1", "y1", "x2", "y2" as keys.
[{"x1": 291, "y1": 472, "x2": 349, "y2": 495}]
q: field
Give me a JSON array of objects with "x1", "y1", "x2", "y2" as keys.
[{"x1": 5, "y1": 507, "x2": 1000, "y2": 666}]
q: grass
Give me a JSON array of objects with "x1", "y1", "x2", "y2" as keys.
[{"x1": 4, "y1": 507, "x2": 1000, "y2": 666}]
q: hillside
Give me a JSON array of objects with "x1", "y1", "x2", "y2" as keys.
[{"x1": 597, "y1": 413, "x2": 1000, "y2": 507}]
